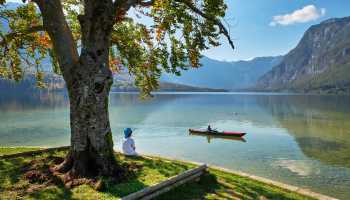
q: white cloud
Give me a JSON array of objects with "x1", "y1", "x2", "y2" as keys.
[{"x1": 270, "y1": 5, "x2": 326, "y2": 26}]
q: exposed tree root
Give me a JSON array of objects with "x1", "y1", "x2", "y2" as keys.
[
  {"x1": 49, "y1": 150, "x2": 129, "y2": 183},
  {"x1": 21, "y1": 153, "x2": 136, "y2": 193}
]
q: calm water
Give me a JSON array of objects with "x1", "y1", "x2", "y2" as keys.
[{"x1": 1, "y1": 91, "x2": 350, "y2": 199}]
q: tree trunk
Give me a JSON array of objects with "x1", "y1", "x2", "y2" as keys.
[
  {"x1": 56, "y1": 55, "x2": 118, "y2": 177},
  {"x1": 44, "y1": 0, "x2": 119, "y2": 178},
  {"x1": 55, "y1": 31, "x2": 118, "y2": 179}
]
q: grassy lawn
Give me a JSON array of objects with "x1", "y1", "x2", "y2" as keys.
[
  {"x1": 0, "y1": 147, "x2": 314, "y2": 200},
  {"x1": 156, "y1": 168, "x2": 314, "y2": 200},
  {"x1": 0, "y1": 147, "x2": 43, "y2": 156}
]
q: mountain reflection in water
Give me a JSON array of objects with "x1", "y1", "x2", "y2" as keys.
[{"x1": 1, "y1": 92, "x2": 350, "y2": 199}]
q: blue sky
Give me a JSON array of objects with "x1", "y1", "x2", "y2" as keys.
[
  {"x1": 204, "y1": 0, "x2": 350, "y2": 61},
  {"x1": 6, "y1": 0, "x2": 350, "y2": 61}
]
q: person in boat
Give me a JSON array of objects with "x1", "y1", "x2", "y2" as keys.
[
  {"x1": 207, "y1": 125, "x2": 212, "y2": 132},
  {"x1": 122, "y1": 128, "x2": 138, "y2": 156},
  {"x1": 208, "y1": 125, "x2": 218, "y2": 133}
]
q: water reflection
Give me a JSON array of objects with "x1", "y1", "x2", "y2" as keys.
[
  {"x1": 0, "y1": 91, "x2": 70, "y2": 147},
  {"x1": 1, "y1": 92, "x2": 349, "y2": 169},
  {"x1": 0, "y1": 91, "x2": 68, "y2": 112},
  {"x1": 257, "y1": 95, "x2": 350, "y2": 169},
  {"x1": 1, "y1": 92, "x2": 350, "y2": 198},
  {"x1": 272, "y1": 159, "x2": 320, "y2": 176},
  {"x1": 189, "y1": 131, "x2": 247, "y2": 143}
]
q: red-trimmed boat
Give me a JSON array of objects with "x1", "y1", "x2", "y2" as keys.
[{"x1": 189, "y1": 129, "x2": 246, "y2": 137}]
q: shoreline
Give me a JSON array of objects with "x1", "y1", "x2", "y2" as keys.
[
  {"x1": 0, "y1": 146, "x2": 338, "y2": 200},
  {"x1": 143, "y1": 154, "x2": 337, "y2": 200}
]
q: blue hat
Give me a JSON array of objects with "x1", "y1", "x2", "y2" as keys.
[{"x1": 124, "y1": 128, "x2": 133, "y2": 138}]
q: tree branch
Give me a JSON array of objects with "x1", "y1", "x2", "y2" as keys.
[
  {"x1": 177, "y1": 0, "x2": 235, "y2": 50},
  {"x1": 79, "y1": 0, "x2": 115, "y2": 47},
  {"x1": 113, "y1": 0, "x2": 233, "y2": 50},
  {"x1": 114, "y1": 0, "x2": 154, "y2": 17},
  {"x1": 0, "y1": 25, "x2": 44, "y2": 46},
  {"x1": 33, "y1": 0, "x2": 79, "y2": 83}
]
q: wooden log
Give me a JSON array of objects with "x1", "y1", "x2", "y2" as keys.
[
  {"x1": 140, "y1": 171, "x2": 204, "y2": 200},
  {"x1": 122, "y1": 164, "x2": 207, "y2": 200}
]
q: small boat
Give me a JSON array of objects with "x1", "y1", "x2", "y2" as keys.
[
  {"x1": 189, "y1": 131, "x2": 246, "y2": 143},
  {"x1": 189, "y1": 129, "x2": 246, "y2": 137}
]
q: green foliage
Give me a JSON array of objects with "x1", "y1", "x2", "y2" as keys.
[
  {"x1": 0, "y1": 0, "x2": 232, "y2": 96},
  {"x1": 0, "y1": 2, "x2": 48, "y2": 87}
]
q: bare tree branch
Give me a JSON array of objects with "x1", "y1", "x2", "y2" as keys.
[
  {"x1": 177, "y1": 0, "x2": 235, "y2": 50},
  {"x1": 113, "y1": 0, "x2": 234, "y2": 50}
]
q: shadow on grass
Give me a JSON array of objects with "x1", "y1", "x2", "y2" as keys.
[
  {"x1": 120, "y1": 155, "x2": 191, "y2": 178},
  {"x1": 101, "y1": 177, "x2": 147, "y2": 198},
  {"x1": 154, "y1": 172, "x2": 220, "y2": 200},
  {"x1": 155, "y1": 170, "x2": 308, "y2": 200},
  {"x1": 0, "y1": 150, "x2": 74, "y2": 199},
  {"x1": 29, "y1": 186, "x2": 73, "y2": 200},
  {"x1": 0, "y1": 157, "x2": 28, "y2": 186},
  {"x1": 234, "y1": 181, "x2": 298, "y2": 200},
  {"x1": 101, "y1": 155, "x2": 191, "y2": 198}
]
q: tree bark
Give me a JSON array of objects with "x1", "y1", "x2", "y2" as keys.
[
  {"x1": 57, "y1": 0, "x2": 118, "y2": 178},
  {"x1": 36, "y1": 0, "x2": 120, "y2": 178},
  {"x1": 59, "y1": 69, "x2": 117, "y2": 177},
  {"x1": 56, "y1": 36, "x2": 118, "y2": 178}
]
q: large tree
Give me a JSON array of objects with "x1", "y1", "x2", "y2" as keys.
[{"x1": 0, "y1": 0, "x2": 234, "y2": 178}]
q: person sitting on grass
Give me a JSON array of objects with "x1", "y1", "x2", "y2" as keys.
[{"x1": 122, "y1": 128, "x2": 137, "y2": 156}]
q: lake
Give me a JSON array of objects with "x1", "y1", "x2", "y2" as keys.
[{"x1": 1, "y1": 91, "x2": 350, "y2": 199}]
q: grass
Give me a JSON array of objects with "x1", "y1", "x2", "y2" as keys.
[
  {"x1": 0, "y1": 147, "x2": 193, "y2": 200},
  {"x1": 0, "y1": 147, "x2": 315, "y2": 200},
  {"x1": 156, "y1": 169, "x2": 314, "y2": 200},
  {"x1": 0, "y1": 147, "x2": 43, "y2": 156}
]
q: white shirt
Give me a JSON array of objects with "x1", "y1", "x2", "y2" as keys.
[{"x1": 122, "y1": 137, "x2": 137, "y2": 156}]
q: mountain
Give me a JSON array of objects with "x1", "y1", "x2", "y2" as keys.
[
  {"x1": 112, "y1": 80, "x2": 226, "y2": 92},
  {"x1": 256, "y1": 17, "x2": 350, "y2": 94},
  {"x1": 161, "y1": 56, "x2": 283, "y2": 90},
  {"x1": 0, "y1": 55, "x2": 276, "y2": 92},
  {"x1": 0, "y1": 74, "x2": 65, "y2": 92},
  {"x1": 111, "y1": 68, "x2": 227, "y2": 92}
]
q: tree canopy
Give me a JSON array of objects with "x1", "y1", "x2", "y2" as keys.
[
  {"x1": 0, "y1": 0, "x2": 234, "y2": 97},
  {"x1": 1, "y1": 0, "x2": 235, "y2": 179}
]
